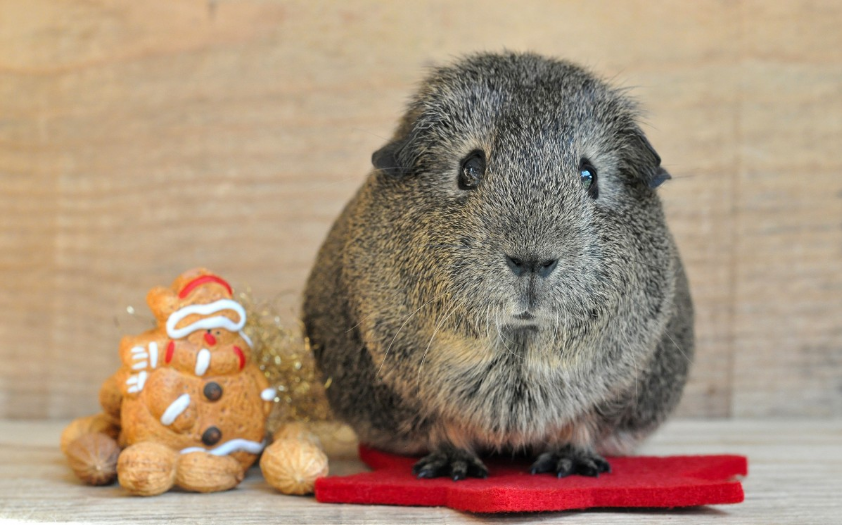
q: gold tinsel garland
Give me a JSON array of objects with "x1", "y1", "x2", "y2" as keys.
[{"x1": 236, "y1": 290, "x2": 334, "y2": 436}]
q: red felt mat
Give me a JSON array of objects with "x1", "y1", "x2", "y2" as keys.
[{"x1": 315, "y1": 446, "x2": 747, "y2": 513}]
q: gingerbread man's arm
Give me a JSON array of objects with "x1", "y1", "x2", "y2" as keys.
[
  {"x1": 118, "y1": 332, "x2": 168, "y2": 397},
  {"x1": 145, "y1": 388, "x2": 198, "y2": 435},
  {"x1": 244, "y1": 365, "x2": 275, "y2": 417}
]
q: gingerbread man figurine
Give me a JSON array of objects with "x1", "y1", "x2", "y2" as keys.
[{"x1": 99, "y1": 268, "x2": 275, "y2": 494}]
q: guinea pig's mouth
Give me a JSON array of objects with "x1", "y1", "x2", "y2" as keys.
[{"x1": 503, "y1": 310, "x2": 542, "y2": 330}]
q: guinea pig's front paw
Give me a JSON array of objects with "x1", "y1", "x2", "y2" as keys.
[
  {"x1": 530, "y1": 445, "x2": 611, "y2": 478},
  {"x1": 412, "y1": 447, "x2": 488, "y2": 481}
]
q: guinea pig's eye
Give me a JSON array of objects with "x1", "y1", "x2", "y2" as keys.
[
  {"x1": 458, "y1": 150, "x2": 486, "y2": 190},
  {"x1": 579, "y1": 158, "x2": 598, "y2": 198}
]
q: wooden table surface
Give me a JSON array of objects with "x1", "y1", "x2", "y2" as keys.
[{"x1": 0, "y1": 418, "x2": 839, "y2": 524}]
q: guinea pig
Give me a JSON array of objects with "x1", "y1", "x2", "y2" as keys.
[{"x1": 303, "y1": 52, "x2": 693, "y2": 480}]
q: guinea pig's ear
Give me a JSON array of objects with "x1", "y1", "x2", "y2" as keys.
[
  {"x1": 372, "y1": 139, "x2": 412, "y2": 177},
  {"x1": 627, "y1": 128, "x2": 671, "y2": 189}
]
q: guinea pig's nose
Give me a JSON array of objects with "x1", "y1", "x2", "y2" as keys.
[
  {"x1": 538, "y1": 258, "x2": 559, "y2": 277},
  {"x1": 505, "y1": 256, "x2": 559, "y2": 278}
]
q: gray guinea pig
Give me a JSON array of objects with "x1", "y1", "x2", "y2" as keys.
[{"x1": 303, "y1": 52, "x2": 693, "y2": 480}]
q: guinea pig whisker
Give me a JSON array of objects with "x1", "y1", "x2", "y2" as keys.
[
  {"x1": 485, "y1": 305, "x2": 494, "y2": 342},
  {"x1": 486, "y1": 308, "x2": 496, "y2": 345},
  {"x1": 346, "y1": 289, "x2": 443, "y2": 335},
  {"x1": 345, "y1": 309, "x2": 377, "y2": 334},
  {"x1": 425, "y1": 243, "x2": 467, "y2": 250},
  {"x1": 378, "y1": 293, "x2": 443, "y2": 376},
  {"x1": 465, "y1": 304, "x2": 485, "y2": 339},
  {"x1": 549, "y1": 310, "x2": 561, "y2": 356},
  {"x1": 493, "y1": 309, "x2": 522, "y2": 360},
  {"x1": 349, "y1": 126, "x2": 390, "y2": 142},
  {"x1": 417, "y1": 298, "x2": 461, "y2": 384},
  {"x1": 665, "y1": 332, "x2": 692, "y2": 364}
]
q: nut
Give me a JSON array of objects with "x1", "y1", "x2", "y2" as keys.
[
  {"x1": 176, "y1": 452, "x2": 244, "y2": 493},
  {"x1": 272, "y1": 422, "x2": 321, "y2": 447},
  {"x1": 65, "y1": 432, "x2": 120, "y2": 486},
  {"x1": 309, "y1": 422, "x2": 358, "y2": 458},
  {"x1": 60, "y1": 414, "x2": 120, "y2": 455},
  {"x1": 117, "y1": 442, "x2": 178, "y2": 496},
  {"x1": 261, "y1": 438, "x2": 329, "y2": 495}
]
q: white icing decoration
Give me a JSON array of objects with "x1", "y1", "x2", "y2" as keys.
[
  {"x1": 166, "y1": 299, "x2": 246, "y2": 340},
  {"x1": 180, "y1": 439, "x2": 265, "y2": 456},
  {"x1": 195, "y1": 349, "x2": 211, "y2": 376},
  {"x1": 239, "y1": 330, "x2": 253, "y2": 349},
  {"x1": 131, "y1": 361, "x2": 147, "y2": 370},
  {"x1": 161, "y1": 394, "x2": 191, "y2": 426},
  {"x1": 126, "y1": 370, "x2": 147, "y2": 394},
  {"x1": 130, "y1": 346, "x2": 146, "y2": 355},
  {"x1": 148, "y1": 342, "x2": 158, "y2": 368},
  {"x1": 260, "y1": 388, "x2": 276, "y2": 401}
]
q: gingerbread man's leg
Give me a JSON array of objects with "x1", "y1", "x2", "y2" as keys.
[
  {"x1": 175, "y1": 452, "x2": 245, "y2": 493},
  {"x1": 117, "y1": 442, "x2": 178, "y2": 496},
  {"x1": 117, "y1": 444, "x2": 244, "y2": 495}
]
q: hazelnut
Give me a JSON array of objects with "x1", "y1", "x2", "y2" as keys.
[
  {"x1": 60, "y1": 414, "x2": 120, "y2": 455},
  {"x1": 65, "y1": 432, "x2": 120, "y2": 486}
]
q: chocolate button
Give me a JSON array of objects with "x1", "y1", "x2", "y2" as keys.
[
  {"x1": 203, "y1": 381, "x2": 223, "y2": 402},
  {"x1": 201, "y1": 426, "x2": 222, "y2": 446}
]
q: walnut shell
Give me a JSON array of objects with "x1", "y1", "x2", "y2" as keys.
[
  {"x1": 60, "y1": 414, "x2": 120, "y2": 455},
  {"x1": 176, "y1": 452, "x2": 244, "y2": 493},
  {"x1": 65, "y1": 432, "x2": 120, "y2": 486},
  {"x1": 117, "y1": 442, "x2": 178, "y2": 496},
  {"x1": 261, "y1": 438, "x2": 328, "y2": 495}
]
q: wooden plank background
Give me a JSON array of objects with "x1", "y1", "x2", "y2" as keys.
[{"x1": 0, "y1": 0, "x2": 839, "y2": 420}]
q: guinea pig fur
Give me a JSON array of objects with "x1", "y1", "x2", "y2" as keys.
[{"x1": 303, "y1": 52, "x2": 693, "y2": 480}]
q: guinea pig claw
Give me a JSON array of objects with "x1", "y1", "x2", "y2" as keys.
[
  {"x1": 530, "y1": 446, "x2": 611, "y2": 478},
  {"x1": 593, "y1": 456, "x2": 612, "y2": 474},
  {"x1": 412, "y1": 452, "x2": 446, "y2": 478},
  {"x1": 412, "y1": 448, "x2": 488, "y2": 481}
]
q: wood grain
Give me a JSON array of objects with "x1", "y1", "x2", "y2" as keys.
[
  {"x1": 1, "y1": 418, "x2": 841, "y2": 523},
  {"x1": 731, "y1": 0, "x2": 842, "y2": 417},
  {"x1": 0, "y1": 0, "x2": 840, "y2": 419}
]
